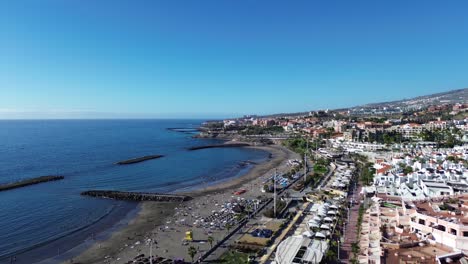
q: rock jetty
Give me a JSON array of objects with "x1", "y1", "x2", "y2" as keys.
[
  {"x1": 188, "y1": 143, "x2": 250, "y2": 151},
  {"x1": 0, "y1": 175, "x2": 64, "y2": 192},
  {"x1": 167, "y1": 127, "x2": 199, "y2": 133},
  {"x1": 81, "y1": 190, "x2": 191, "y2": 202},
  {"x1": 116, "y1": 155, "x2": 164, "y2": 165}
]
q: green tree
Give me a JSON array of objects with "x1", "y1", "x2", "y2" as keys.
[
  {"x1": 207, "y1": 236, "x2": 214, "y2": 248},
  {"x1": 225, "y1": 223, "x2": 232, "y2": 233},
  {"x1": 403, "y1": 166, "x2": 413, "y2": 174},
  {"x1": 188, "y1": 246, "x2": 198, "y2": 263}
]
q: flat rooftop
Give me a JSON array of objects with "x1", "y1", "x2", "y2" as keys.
[
  {"x1": 411, "y1": 195, "x2": 468, "y2": 224},
  {"x1": 386, "y1": 244, "x2": 453, "y2": 264}
]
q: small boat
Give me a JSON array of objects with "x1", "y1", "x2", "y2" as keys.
[{"x1": 233, "y1": 189, "x2": 247, "y2": 195}]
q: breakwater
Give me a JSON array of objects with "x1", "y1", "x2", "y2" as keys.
[
  {"x1": 116, "y1": 155, "x2": 164, "y2": 165},
  {"x1": 0, "y1": 176, "x2": 64, "y2": 192},
  {"x1": 81, "y1": 190, "x2": 191, "y2": 202},
  {"x1": 167, "y1": 127, "x2": 199, "y2": 133},
  {"x1": 188, "y1": 143, "x2": 250, "y2": 151}
]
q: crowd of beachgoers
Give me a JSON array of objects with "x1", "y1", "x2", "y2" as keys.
[{"x1": 66, "y1": 145, "x2": 299, "y2": 264}]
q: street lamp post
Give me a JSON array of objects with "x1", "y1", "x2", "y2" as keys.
[
  {"x1": 304, "y1": 137, "x2": 308, "y2": 185},
  {"x1": 149, "y1": 239, "x2": 153, "y2": 264},
  {"x1": 337, "y1": 240, "x2": 340, "y2": 261},
  {"x1": 274, "y1": 169, "x2": 277, "y2": 218}
]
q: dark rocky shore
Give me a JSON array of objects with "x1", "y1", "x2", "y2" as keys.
[
  {"x1": 0, "y1": 175, "x2": 64, "y2": 192},
  {"x1": 116, "y1": 155, "x2": 164, "y2": 165}
]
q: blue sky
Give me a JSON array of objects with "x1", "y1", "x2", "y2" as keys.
[{"x1": 1, "y1": 1, "x2": 467, "y2": 119}]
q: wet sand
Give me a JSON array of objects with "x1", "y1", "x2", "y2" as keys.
[{"x1": 65, "y1": 144, "x2": 298, "y2": 264}]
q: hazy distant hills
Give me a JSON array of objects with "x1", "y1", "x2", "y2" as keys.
[
  {"x1": 260, "y1": 88, "x2": 467, "y2": 118},
  {"x1": 354, "y1": 88, "x2": 467, "y2": 110}
]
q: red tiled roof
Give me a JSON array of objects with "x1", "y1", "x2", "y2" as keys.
[{"x1": 377, "y1": 164, "x2": 392, "y2": 174}]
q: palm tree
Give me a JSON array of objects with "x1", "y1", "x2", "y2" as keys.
[
  {"x1": 207, "y1": 236, "x2": 214, "y2": 248},
  {"x1": 188, "y1": 246, "x2": 197, "y2": 263},
  {"x1": 225, "y1": 223, "x2": 232, "y2": 233}
]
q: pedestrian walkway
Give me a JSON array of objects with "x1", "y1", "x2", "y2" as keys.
[
  {"x1": 259, "y1": 202, "x2": 310, "y2": 264},
  {"x1": 339, "y1": 186, "x2": 362, "y2": 263}
]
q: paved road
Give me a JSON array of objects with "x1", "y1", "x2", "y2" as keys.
[{"x1": 317, "y1": 162, "x2": 336, "y2": 190}]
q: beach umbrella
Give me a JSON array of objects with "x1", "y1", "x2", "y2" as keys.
[
  {"x1": 315, "y1": 232, "x2": 326, "y2": 238},
  {"x1": 309, "y1": 221, "x2": 320, "y2": 227},
  {"x1": 302, "y1": 231, "x2": 314, "y2": 238}
]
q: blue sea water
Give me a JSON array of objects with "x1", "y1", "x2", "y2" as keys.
[{"x1": 0, "y1": 120, "x2": 269, "y2": 263}]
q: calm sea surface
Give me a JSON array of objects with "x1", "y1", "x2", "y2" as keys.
[{"x1": 0, "y1": 120, "x2": 268, "y2": 262}]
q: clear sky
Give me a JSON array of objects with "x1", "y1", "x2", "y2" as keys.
[{"x1": 1, "y1": 0, "x2": 468, "y2": 119}]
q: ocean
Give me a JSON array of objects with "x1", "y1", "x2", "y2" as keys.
[{"x1": 0, "y1": 119, "x2": 269, "y2": 263}]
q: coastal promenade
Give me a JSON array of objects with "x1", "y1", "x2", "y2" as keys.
[
  {"x1": 199, "y1": 157, "x2": 317, "y2": 263},
  {"x1": 258, "y1": 202, "x2": 311, "y2": 264},
  {"x1": 340, "y1": 185, "x2": 362, "y2": 263}
]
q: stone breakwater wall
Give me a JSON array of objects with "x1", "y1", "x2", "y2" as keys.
[
  {"x1": 116, "y1": 155, "x2": 164, "y2": 165},
  {"x1": 187, "y1": 143, "x2": 250, "y2": 151},
  {"x1": 0, "y1": 175, "x2": 64, "y2": 192},
  {"x1": 81, "y1": 190, "x2": 191, "y2": 202}
]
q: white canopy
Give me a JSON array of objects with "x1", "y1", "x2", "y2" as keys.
[
  {"x1": 315, "y1": 232, "x2": 326, "y2": 238},
  {"x1": 320, "y1": 224, "x2": 330, "y2": 230}
]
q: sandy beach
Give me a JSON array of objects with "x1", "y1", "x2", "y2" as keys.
[{"x1": 66, "y1": 144, "x2": 299, "y2": 264}]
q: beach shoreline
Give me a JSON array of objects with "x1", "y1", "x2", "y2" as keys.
[
  {"x1": 64, "y1": 144, "x2": 298, "y2": 264},
  {"x1": 183, "y1": 145, "x2": 283, "y2": 198}
]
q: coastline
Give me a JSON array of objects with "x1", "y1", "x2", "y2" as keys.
[
  {"x1": 65, "y1": 144, "x2": 298, "y2": 264},
  {"x1": 183, "y1": 145, "x2": 283, "y2": 197}
]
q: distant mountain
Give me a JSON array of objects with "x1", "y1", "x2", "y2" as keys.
[
  {"x1": 352, "y1": 88, "x2": 467, "y2": 110},
  {"x1": 253, "y1": 88, "x2": 467, "y2": 119}
]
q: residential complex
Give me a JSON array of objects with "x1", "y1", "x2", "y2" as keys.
[{"x1": 195, "y1": 99, "x2": 468, "y2": 264}]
